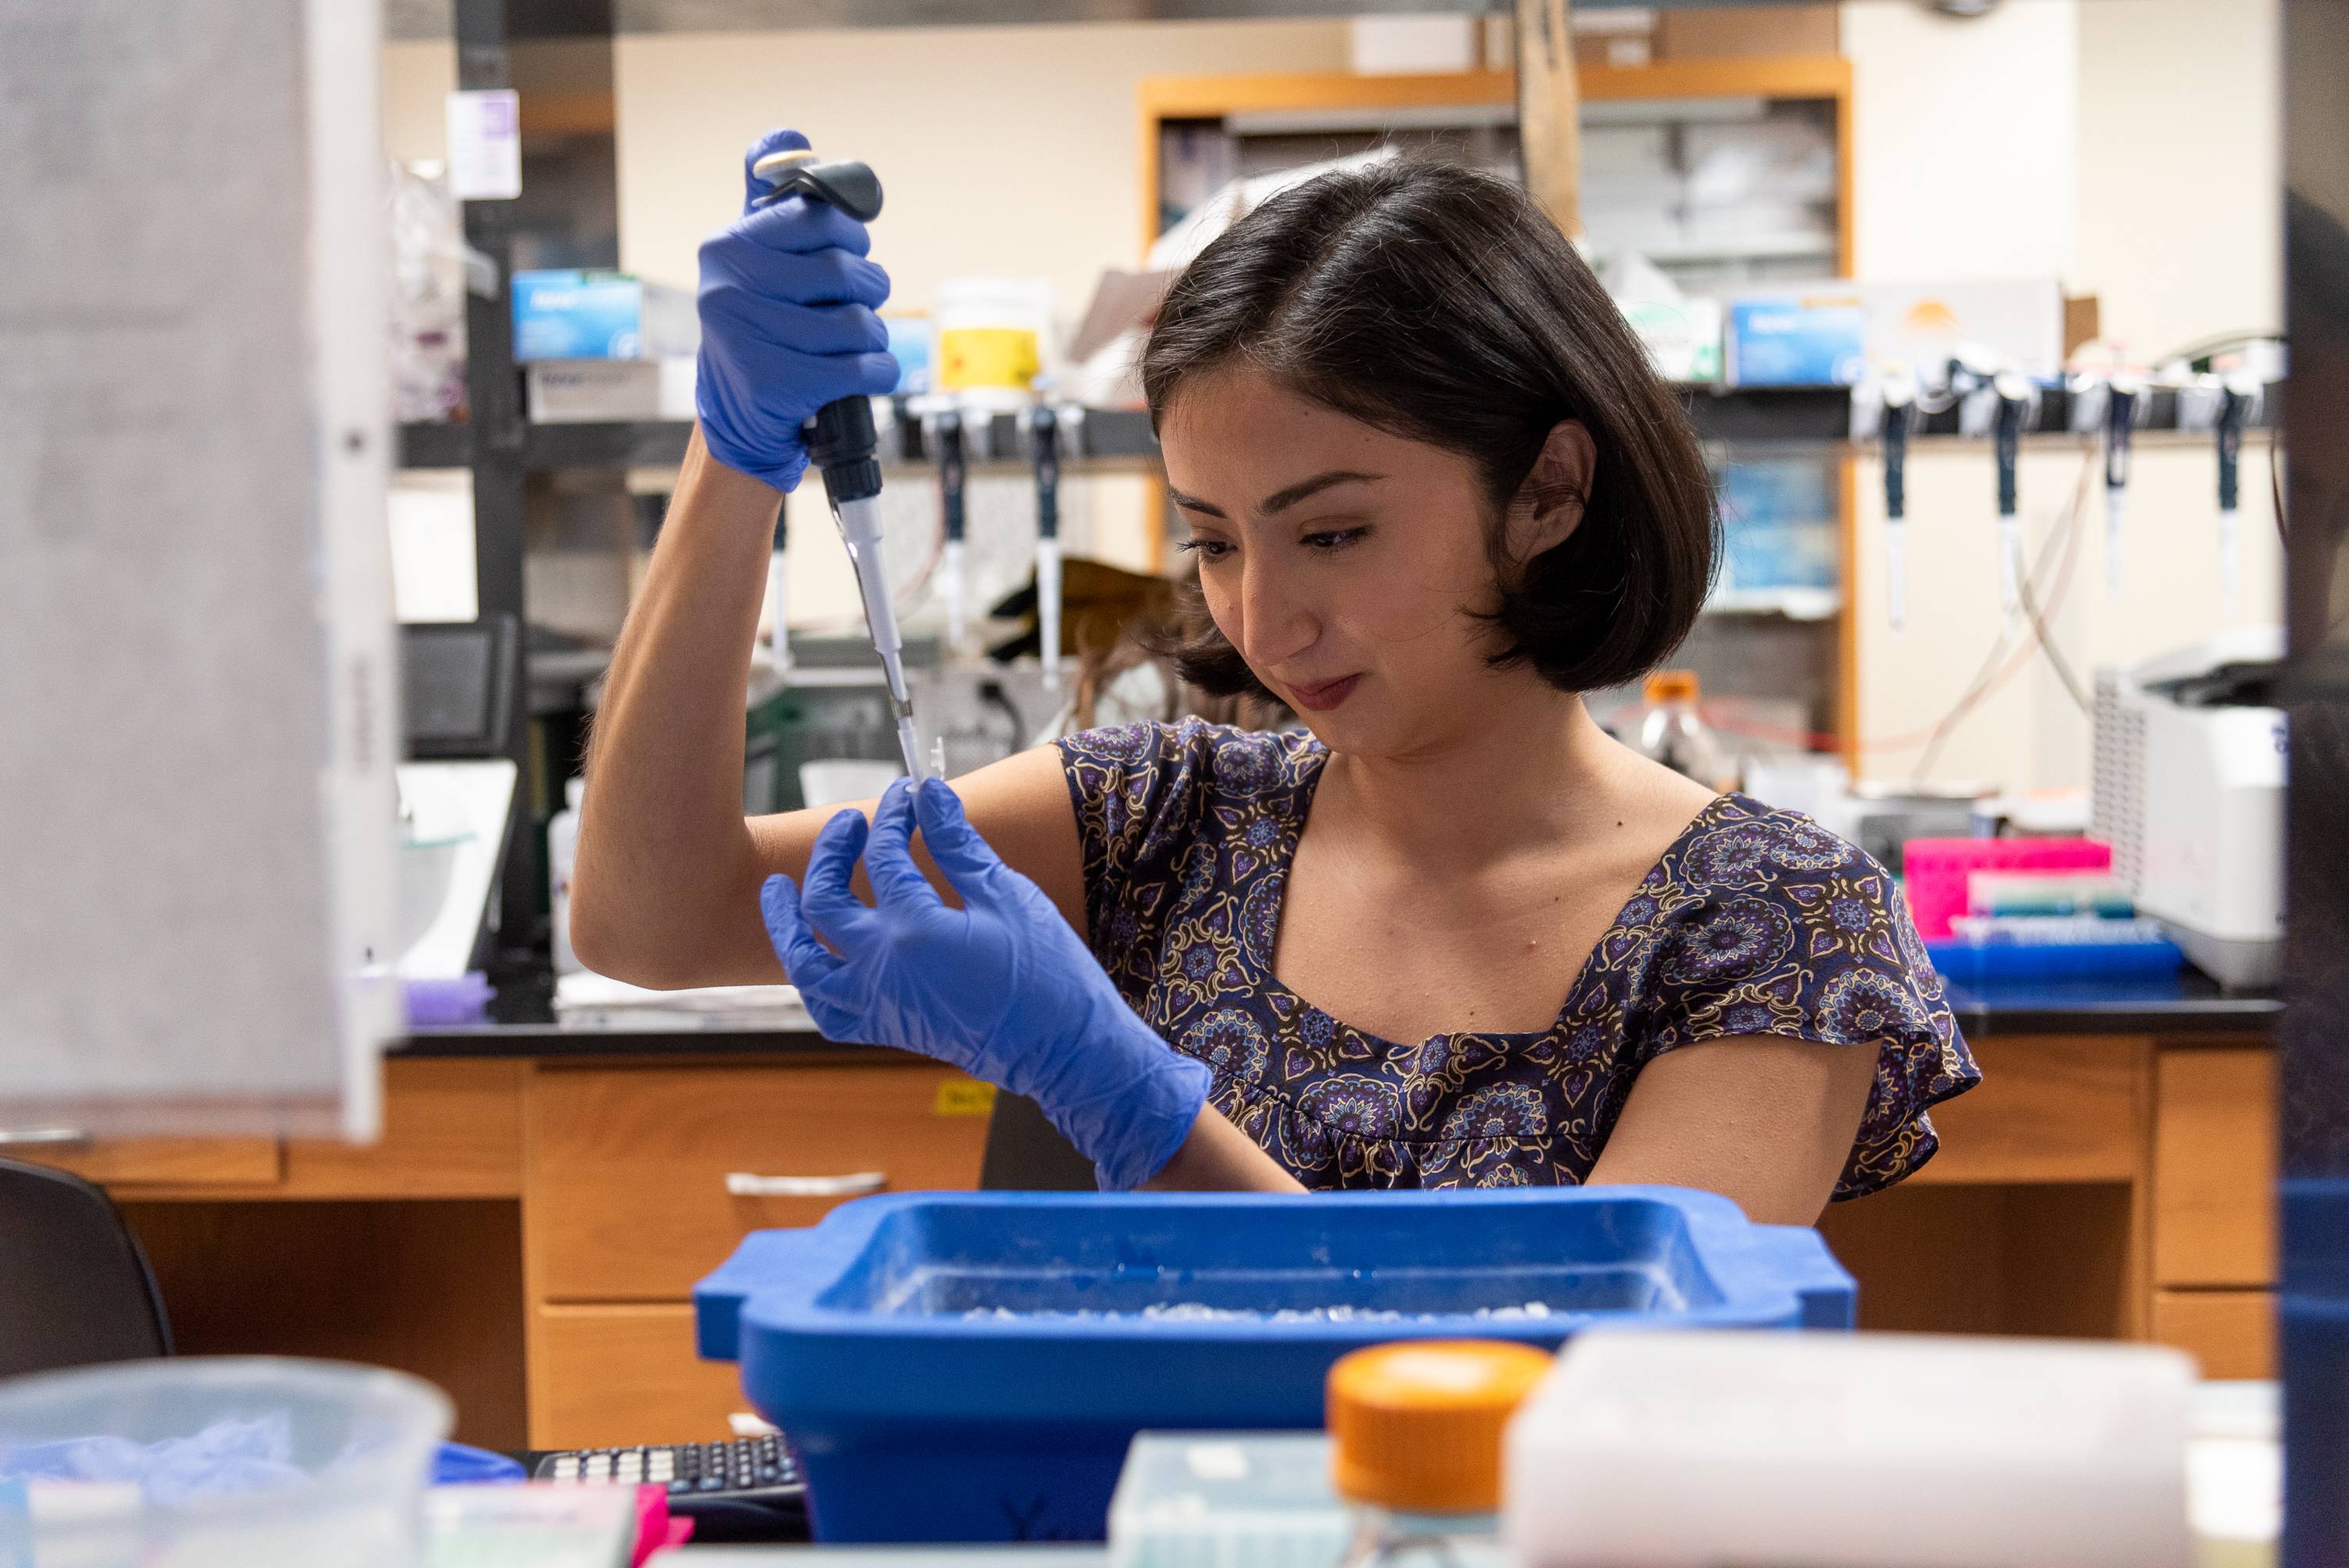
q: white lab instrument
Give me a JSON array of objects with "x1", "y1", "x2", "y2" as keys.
[
  {"x1": 1879, "y1": 372, "x2": 1914, "y2": 630},
  {"x1": 1503, "y1": 1330, "x2": 2196, "y2": 1568},
  {"x1": 2216, "y1": 372, "x2": 2261, "y2": 613},
  {"x1": 1031, "y1": 405, "x2": 1066, "y2": 694},
  {"x1": 2102, "y1": 373, "x2": 2143, "y2": 596},
  {"x1": 2091, "y1": 629, "x2": 2285, "y2": 987},
  {"x1": 1991, "y1": 371, "x2": 2035, "y2": 614}
]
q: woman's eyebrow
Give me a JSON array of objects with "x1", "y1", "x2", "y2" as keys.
[{"x1": 1167, "y1": 471, "x2": 1386, "y2": 519}]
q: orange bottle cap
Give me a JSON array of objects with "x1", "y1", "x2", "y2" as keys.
[
  {"x1": 1643, "y1": 668, "x2": 1700, "y2": 704},
  {"x1": 1326, "y1": 1340, "x2": 1553, "y2": 1514}
]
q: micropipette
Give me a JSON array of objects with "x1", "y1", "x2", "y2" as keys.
[
  {"x1": 935, "y1": 408, "x2": 969, "y2": 649},
  {"x1": 1030, "y1": 405, "x2": 1064, "y2": 695},
  {"x1": 1880, "y1": 375, "x2": 1914, "y2": 633},
  {"x1": 2216, "y1": 374, "x2": 2255, "y2": 613},
  {"x1": 750, "y1": 147, "x2": 927, "y2": 781},
  {"x1": 1991, "y1": 373, "x2": 2030, "y2": 615},
  {"x1": 2101, "y1": 376, "x2": 2140, "y2": 598}
]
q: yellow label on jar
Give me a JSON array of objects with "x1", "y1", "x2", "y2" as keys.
[
  {"x1": 937, "y1": 326, "x2": 1040, "y2": 392},
  {"x1": 933, "y1": 1078, "x2": 999, "y2": 1117}
]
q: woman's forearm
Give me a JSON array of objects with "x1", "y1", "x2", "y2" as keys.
[
  {"x1": 572, "y1": 428, "x2": 787, "y2": 986},
  {"x1": 1141, "y1": 1104, "x2": 1305, "y2": 1192}
]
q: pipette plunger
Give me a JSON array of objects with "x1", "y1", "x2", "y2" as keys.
[{"x1": 1032, "y1": 406, "x2": 1064, "y2": 696}]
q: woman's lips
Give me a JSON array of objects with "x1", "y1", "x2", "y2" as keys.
[{"x1": 1286, "y1": 674, "x2": 1361, "y2": 711}]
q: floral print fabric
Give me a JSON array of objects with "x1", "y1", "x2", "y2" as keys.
[{"x1": 1054, "y1": 718, "x2": 1980, "y2": 1199}]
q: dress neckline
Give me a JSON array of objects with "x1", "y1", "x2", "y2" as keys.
[{"x1": 1249, "y1": 740, "x2": 1744, "y2": 1051}]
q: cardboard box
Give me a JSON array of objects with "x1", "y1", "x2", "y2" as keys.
[
  {"x1": 526, "y1": 358, "x2": 696, "y2": 423},
  {"x1": 512, "y1": 270, "x2": 698, "y2": 362}
]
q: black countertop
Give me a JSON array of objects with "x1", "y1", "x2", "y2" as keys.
[{"x1": 393, "y1": 968, "x2": 2280, "y2": 1060}]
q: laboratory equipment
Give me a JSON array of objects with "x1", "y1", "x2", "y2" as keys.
[
  {"x1": 1503, "y1": 1331, "x2": 2195, "y2": 1568},
  {"x1": 2215, "y1": 373, "x2": 2258, "y2": 612},
  {"x1": 932, "y1": 407, "x2": 970, "y2": 649},
  {"x1": 1900, "y1": 836, "x2": 2109, "y2": 941},
  {"x1": 2090, "y1": 630, "x2": 2285, "y2": 988},
  {"x1": 694, "y1": 1185, "x2": 1854, "y2": 1542},
  {"x1": 1632, "y1": 671, "x2": 1734, "y2": 791},
  {"x1": 2104, "y1": 374, "x2": 2141, "y2": 597},
  {"x1": 1991, "y1": 371, "x2": 2033, "y2": 613},
  {"x1": 1880, "y1": 373, "x2": 1913, "y2": 630},
  {"x1": 533, "y1": 1434, "x2": 805, "y2": 1513},
  {"x1": 750, "y1": 148, "x2": 925, "y2": 782},
  {"x1": 1329, "y1": 1340, "x2": 1546, "y2": 1568},
  {"x1": 547, "y1": 777, "x2": 586, "y2": 976},
  {"x1": 0, "y1": 1357, "x2": 450, "y2": 1568},
  {"x1": 1032, "y1": 405, "x2": 1065, "y2": 694},
  {"x1": 1110, "y1": 1433, "x2": 1353, "y2": 1568},
  {"x1": 766, "y1": 510, "x2": 792, "y2": 673}
]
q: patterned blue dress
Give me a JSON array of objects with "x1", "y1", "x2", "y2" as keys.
[{"x1": 1054, "y1": 718, "x2": 1980, "y2": 1198}]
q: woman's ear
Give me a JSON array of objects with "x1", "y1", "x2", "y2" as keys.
[{"x1": 1505, "y1": 421, "x2": 1596, "y2": 563}]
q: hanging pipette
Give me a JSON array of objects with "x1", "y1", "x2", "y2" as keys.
[
  {"x1": 765, "y1": 512, "x2": 791, "y2": 675},
  {"x1": 2102, "y1": 376, "x2": 2140, "y2": 598},
  {"x1": 1880, "y1": 375, "x2": 1914, "y2": 632},
  {"x1": 750, "y1": 148, "x2": 926, "y2": 781},
  {"x1": 1991, "y1": 373, "x2": 2030, "y2": 615},
  {"x1": 2216, "y1": 376, "x2": 2257, "y2": 614},
  {"x1": 1031, "y1": 405, "x2": 1064, "y2": 694},
  {"x1": 933, "y1": 408, "x2": 969, "y2": 649}
]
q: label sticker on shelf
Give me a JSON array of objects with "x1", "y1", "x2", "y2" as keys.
[
  {"x1": 934, "y1": 1078, "x2": 999, "y2": 1117},
  {"x1": 444, "y1": 90, "x2": 522, "y2": 201}
]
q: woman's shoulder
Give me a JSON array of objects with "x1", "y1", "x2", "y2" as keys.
[
  {"x1": 1057, "y1": 718, "x2": 1322, "y2": 800},
  {"x1": 1656, "y1": 791, "x2": 1896, "y2": 899}
]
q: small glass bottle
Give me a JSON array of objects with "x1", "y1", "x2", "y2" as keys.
[
  {"x1": 1635, "y1": 668, "x2": 1736, "y2": 792},
  {"x1": 1328, "y1": 1340, "x2": 1552, "y2": 1568}
]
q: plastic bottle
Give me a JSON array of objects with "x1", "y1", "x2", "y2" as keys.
[
  {"x1": 1634, "y1": 668, "x2": 1735, "y2": 792},
  {"x1": 1329, "y1": 1340, "x2": 1552, "y2": 1568},
  {"x1": 547, "y1": 776, "x2": 586, "y2": 976}
]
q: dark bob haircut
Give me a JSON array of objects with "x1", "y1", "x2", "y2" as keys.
[{"x1": 1142, "y1": 159, "x2": 1717, "y2": 697}]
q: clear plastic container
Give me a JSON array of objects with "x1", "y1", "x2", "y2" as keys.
[
  {"x1": 1634, "y1": 670, "x2": 1735, "y2": 792},
  {"x1": 0, "y1": 1356, "x2": 451, "y2": 1568}
]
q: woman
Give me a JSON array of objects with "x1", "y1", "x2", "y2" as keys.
[{"x1": 574, "y1": 130, "x2": 1979, "y2": 1223}]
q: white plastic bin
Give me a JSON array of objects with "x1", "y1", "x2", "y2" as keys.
[{"x1": 0, "y1": 1357, "x2": 450, "y2": 1568}]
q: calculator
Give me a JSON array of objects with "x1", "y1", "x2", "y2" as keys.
[{"x1": 532, "y1": 1433, "x2": 804, "y2": 1510}]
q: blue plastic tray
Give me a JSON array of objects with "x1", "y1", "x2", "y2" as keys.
[
  {"x1": 1924, "y1": 936, "x2": 2184, "y2": 982},
  {"x1": 696, "y1": 1187, "x2": 1853, "y2": 1544}
]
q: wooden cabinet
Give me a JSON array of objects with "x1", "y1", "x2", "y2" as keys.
[
  {"x1": 527, "y1": 1062, "x2": 993, "y2": 1303},
  {"x1": 1908, "y1": 1036, "x2": 2148, "y2": 1185},
  {"x1": 8, "y1": 1136, "x2": 280, "y2": 1189},
  {"x1": 2151, "y1": 1289, "x2": 2275, "y2": 1381},
  {"x1": 529, "y1": 1303, "x2": 747, "y2": 1449},
  {"x1": 2155, "y1": 1047, "x2": 2276, "y2": 1287}
]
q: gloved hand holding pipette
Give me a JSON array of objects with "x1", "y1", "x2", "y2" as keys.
[
  {"x1": 696, "y1": 128, "x2": 900, "y2": 494},
  {"x1": 760, "y1": 778, "x2": 1213, "y2": 1192}
]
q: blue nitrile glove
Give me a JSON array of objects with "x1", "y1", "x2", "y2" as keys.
[
  {"x1": 696, "y1": 127, "x2": 901, "y2": 493},
  {"x1": 760, "y1": 778, "x2": 1213, "y2": 1192}
]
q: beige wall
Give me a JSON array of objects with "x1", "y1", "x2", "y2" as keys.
[
  {"x1": 2073, "y1": 0, "x2": 2282, "y2": 359},
  {"x1": 613, "y1": 20, "x2": 1350, "y2": 308},
  {"x1": 383, "y1": 40, "x2": 456, "y2": 163}
]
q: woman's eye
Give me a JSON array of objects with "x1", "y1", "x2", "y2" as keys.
[
  {"x1": 1303, "y1": 527, "x2": 1368, "y2": 552},
  {"x1": 1176, "y1": 538, "x2": 1234, "y2": 561}
]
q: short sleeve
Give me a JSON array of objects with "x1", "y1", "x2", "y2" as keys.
[
  {"x1": 1052, "y1": 720, "x2": 1221, "y2": 995},
  {"x1": 1632, "y1": 803, "x2": 1982, "y2": 1199}
]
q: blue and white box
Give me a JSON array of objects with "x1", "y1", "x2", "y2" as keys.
[
  {"x1": 1725, "y1": 291, "x2": 1866, "y2": 387},
  {"x1": 511, "y1": 270, "x2": 698, "y2": 362}
]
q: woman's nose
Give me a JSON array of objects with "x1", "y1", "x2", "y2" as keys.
[{"x1": 1237, "y1": 553, "x2": 1318, "y2": 667}]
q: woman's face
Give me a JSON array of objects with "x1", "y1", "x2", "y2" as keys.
[{"x1": 1159, "y1": 364, "x2": 1580, "y2": 760}]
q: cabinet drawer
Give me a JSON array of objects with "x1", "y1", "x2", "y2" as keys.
[
  {"x1": 529, "y1": 1304, "x2": 747, "y2": 1451},
  {"x1": 284, "y1": 1060, "x2": 524, "y2": 1199},
  {"x1": 0, "y1": 1135, "x2": 280, "y2": 1189},
  {"x1": 528, "y1": 1063, "x2": 992, "y2": 1301},
  {"x1": 2155, "y1": 1048, "x2": 2276, "y2": 1287},
  {"x1": 2151, "y1": 1289, "x2": 2274, "y2": 1381},
  {"x1": 1907, "y1": 1037, "x2": 2146, "y2": 1185}
]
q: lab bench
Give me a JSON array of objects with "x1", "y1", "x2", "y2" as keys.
[{"x1": 6, "y1": 985, "x2": 2279, "y2": 1454}]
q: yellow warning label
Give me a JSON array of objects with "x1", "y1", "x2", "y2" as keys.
[{"x1": 934, "y1": 1078, "x2": 999, "y2": 1117}]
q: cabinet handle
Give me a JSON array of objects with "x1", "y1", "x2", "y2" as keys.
[
  {"x1": 724, "y1": 1171, "x2": 887, "y2": 1199},
  {"x1": 0, "y1": 1128, "x2": 91, "y2": 1149}
]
